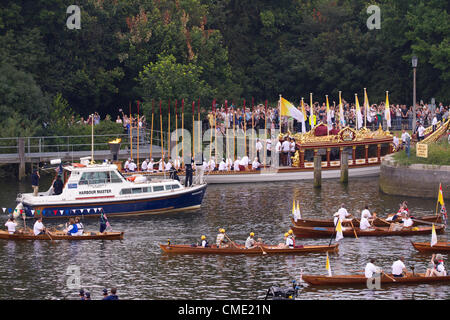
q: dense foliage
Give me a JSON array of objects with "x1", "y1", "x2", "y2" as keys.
[{"x1": 0, "y1": 0, "x2": 448, "y2": 137}]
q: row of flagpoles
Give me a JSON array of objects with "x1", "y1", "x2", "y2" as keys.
[{"x1": 279, "y1": 90, "x2": 393, "y2": 132}]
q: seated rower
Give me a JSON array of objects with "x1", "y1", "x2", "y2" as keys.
[
  {"x1": 216, "y1": 228, "x2": 228, "y2": 248},
  {"x1": 365, "y1": 259, "x2": 381, "y2": 279},
  {"x1": 285, "y1": 232, "x2": 294, "y2": 248},
  {"x1": 5, "y1": 217, "x2": 17, "y2": 234},
  {"x1": 245, "y1": 232, "x2": 257, "y2": 249},
  {"x1": 402, "y1": 214, "x2": 414, "y2": 228},
  {"x1": 426, "y1": 254, "x2": 447, "y2": 277},
  {"x1": 75, "y1": 217, "x2": 84, "y2": 235},
  {"x1": 33, "y1": 217, "x2": 47, "y2": 236},
  {"x1": 359, "y1": 205, "x2": 374, "y2": 231},
  {"x1": 200, "y1": 235, "x2": 209, "y2": 248},
  {"x1": 392, "y1": 257, "x2": 407, "y2": 278},
  {"x1": 66, "y1": 218, "x2": 79, "y2": 236}
]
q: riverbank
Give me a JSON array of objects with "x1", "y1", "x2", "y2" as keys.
[{"x1": 379, "y1": 153, "x2": 450, "y2": 199}]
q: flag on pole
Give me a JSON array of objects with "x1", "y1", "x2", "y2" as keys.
[
  {"x1": 335, "y1": 219, "x2": 344, "y2": 241},
  {"x1": 292, "y1": 199, "x2": 296, "y2": 216},
  {"x1": 385, "y1": 91, "x2": 391, "y2": 128},
  {"x1": 431, "y1": 223, "x2": 437, "y2": 247},
  {"x1": 364, "y1": 88, "x2": 372, "y2": 123},
  {"x1": 339, "y1": 91, "x2": 345, "y2": 127},
  {"x1": 296, "y1": 200, "x2": 302, "y2": 220},
  {"x1": 326, "y1": 252, "x2": 332, "y2": 277},
  {"x1": 438, "y1": 183, "x2": 444, "y2": 205},
  {"x1": 326, "y1": 95, "x2": 332, "y2": 130},
  {"x1": 280, "y1": 97, "x2": 305, "y2": 123},
  {"x1": 309, "y1": 93, "x2": 315, "y2": 129},
  {"x1": 300, "y1": 98, "x2": 306, "y2": 133},
  {"x1": 355, "y1": 94, "x2": 363, "y2": 129}
]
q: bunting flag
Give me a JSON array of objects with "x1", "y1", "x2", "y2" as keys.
[
  {"x1": 385, "y1": 91, "x2": 391, "y2": 128},
  {"x1": 355, "y1": 94, "x2": 363, "y2": 129},
  {"x1": 339, "y1": 91, "x2": 345, "y2": 127},
  {"x1": 280, "y1": 97, "x2": 304, "y2": 123},
  {"x1": 431, "y1": 224, "x2": 437, "y2": 247},
  {"x1": 326, "y1": 252, "x2": 332, "y2": 277},
  {"x1": 335, "y1": 219, "x2": 344, "y2": 241}
]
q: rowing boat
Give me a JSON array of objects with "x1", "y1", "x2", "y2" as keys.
[
  {"x1": 301, "y1": 273, "x2": 450, "y2": 286},
  {"x1": 411, "y1": 241, "x2": 450, "y2": 253},
  {"x1": 159, "y1": 243, "x2": 339, "y2": 255},
  {"x1": 291, "y1": 225, "x2": 445, "y2": 238},
  {"x1": 0, "y1": 230, "x2": 124, "y2": 240},
  {"x1": 291, "y1": 215, "x2": 442, "y2": 228}
]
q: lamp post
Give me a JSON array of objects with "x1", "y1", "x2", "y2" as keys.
[{"x1": 412, "y1": 55, "x2": 418, "y2": 132}]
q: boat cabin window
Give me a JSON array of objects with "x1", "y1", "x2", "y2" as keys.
[
  {"x1": 171, "y1": 184, "x2": 180, "y2": 189},
  {"x1": 110, "y1": 171, "x2": 123, "y2": 183},
  {"x1": 79, "y1": 171, "x2": 110, "y2": 185},
  {"x1": 142, "y1": 187, "x2": 152, "y2": 193},
  {"x1": 153, "y1": 185, "x2": 164, "y2": 192},
  {"x1": 132, "y1": 188, "x2": 142, "y2": 194},
  {"x1": 120, "y1": 188, "x2": 132, "y2": 195}
]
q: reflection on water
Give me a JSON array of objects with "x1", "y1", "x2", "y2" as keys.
[{"x1": 0, "y1": 177, "x2": 448, "y2": 300}]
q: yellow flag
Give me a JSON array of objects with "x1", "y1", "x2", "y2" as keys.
[
  {"x1": 438, "y1": 183, "x2": 445, "y2": 206},
  {"x1": 335, "y1": 219, "x2": 344, "y2": 241},
  {"x1": 326, "y1": 252, "x2": 332, "y2": 276},
  {"x1": 385, "y1": 91, "x2": 391, "y2": 127},
  {"x1": 431, "y1": 223, "x2": 437, "y2": 247},
  {"x1": 326, "y1": 95, "x2": 330, "y2": 113},
  {"x1": 292, "y1": 199, "x2": 295, "y2": 215}
]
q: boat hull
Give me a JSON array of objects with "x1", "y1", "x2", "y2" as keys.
[
  {"x1": 159, "y1": 243, "x2": 339, "y2": 255},
  {"x1": 411, "y1": 241, "x2": 450, "y2": 253},
  {"x1": 21, "y1": 184, "x2": 207, "y2": 219},
  {"x1": 301, "y1": 273, "x2": 450, "y2": 286},
  {"x1": 291, "y1": 225, "x2": 445, "y2": 238},
  {"x1": 0, "y1": 230, "x2": 124, "y2": 240},
  {"x1": 292, "y1": 215, "x2": 443, "y2": 228}
]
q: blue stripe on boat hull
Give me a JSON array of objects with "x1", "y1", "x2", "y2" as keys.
[{"x1": 23, "y1": 185, "x2": 207, "y2": 218}]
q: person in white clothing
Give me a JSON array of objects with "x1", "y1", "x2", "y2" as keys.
[
  {"x1": 218, "y1": 159, "x2": 227, "y2": 171},
  {"x1": 285, "y1": 232, "x2": 294, "y2": 248},
  {"x1": 255, "y1": 139, "x2": 263, "y2": 161},
  {"x1": 128, "y1": 159, "x2": 137, "y2": 172},
  {"x1": 233, "y1": 158, "x2": 240, "y2": 171},
  {"x1": 251, "y1": 158, "x2": 260, "y2": 170},
  {"x1": 208, "y1": 158, "x2": 216, "y2": 171},
  {"x1": 226, "y1": 158, "x2": 233, "y2": 171},
  {"x1": 33, "y1": 217, "x2": 46, "y2": 236},
  {"x1": 426, "y1": 254, "x2": 446, "y2": 277},
  {"x1": 359, "y1": 205, "x2": 373, "y2": 231},
  {"x1": 158, "y1": 159, "x2": 165, "y2": 172},
  {"x1": 147, "y1": 159, "x2": 155, "y2": 172},
  {"x1": 165, "y1": 159, "x2": 172, "y2": 172},
  {"x1": 402, "y1": 214, "x2": 414, "y2": 228},
  {"x1": 417, "y1": 123, "x2": 425, "y2": 141},
  {"x1": 141, "y1": 159, "x2": 148, "y2": 171},
  {"x1": 333, "y1": 203, "x2": 352, "y2": 226},
  {"x1": 5, "y1": 217, "x2": 17, "y2": 234},
  {"x1": 365, "y1": 259, "x2": 381, "y2": 278},
  {"x1": 393, "y1": 135, "x2": 400, "y2": 150},
  {"x1": 240, "y1": 155, "x2": 249, "y2": 168},
  {"x1": 392, "y1": 257, "x2": 407, "y2": 277},
  {"x1": 124, "y1": 158, "x2": 131, "y2": 172},
  {"x1": 275, "y1": 139, "x2": 282, "y2": 166}
]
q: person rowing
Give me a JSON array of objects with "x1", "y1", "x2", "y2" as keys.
[
  {"x1": 425, "y1": 254, "x2": 447, "y2": 277},
  {"x1": 245, "y1": 232, "x2": 257, "y2": 249},
  {"x1": 75, "y1": 217, "x2": 84, "y2": 235},
  {"x1": 401, "y1": 213, "x2": 414, "y2": 229},
  {"x1": 392, "y1": 256, "x2": 408, "y2": 278},
  {"x1": 5, "y1": 217, "x2": 17, "y2": 235},
  {"x1": 359, "y1": 205, "x2": 375, "y2": 231},
  {"x1": 365, "y1": 259, "x2": 382, "y2": 279},
  {"x1": 216, "y1": 228, "x2": 228, "y2": 248},
  {"x1": 285, "y1": 232, "x2": 294, "y2": 249},
  {"x1": 333, "y1": 203, "x2": 352, "y2": 226},
  {"x1": 33, "y1": 217, "x2": 47, "y2": 236},
  {"x1": 66, "y1": 218, "x2": 78, "y2": 236},
  {"x1": 199, "y1": 235, "x2": 209, "y2": 248}
]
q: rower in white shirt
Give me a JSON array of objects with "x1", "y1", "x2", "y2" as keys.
[
  {"x1": 359, "y1": 205, "x2": 373, "y2": 231},
  {"x1": 240, "y1": 155, "x2": 249, "y2": 169},
  {"x1": 124, "y1": 158, "x2": 131, "y2": 172},
  {"x1": 365, "y1": 259, "x2": 381, "y2": 278},
  {"x1": 5, "y1": 218, "x2": 17, "y2": 234},
  {"x1": 128, "y1": 159, "x2": 137, "y2": 172},
  {"x1": 226, "y1": 158, "x2": 233, "y2": 171},
  {"x1": 218, "y1": 159, "x2": 227, "y2": 171},
  {"x1": 333, "y1": 203, "x2": 352, "y2": 226},
  {"x1": 147, "y1": 158, "x2": 155, "y2": 172},
  {"x1": 158, "y1": 159, "x2": 165, "y2": 172},
  {"x1": 392, "y1": 257, "x2": 407, "y2": 278},
  {"x1": 402, "y1": 214, "x2": 414, "y2": 228},
  {"x1": 208, "y1": 158, "x2": 216, "y2": 171}
]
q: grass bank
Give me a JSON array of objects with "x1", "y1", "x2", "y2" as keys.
[{"x1": 393, "y1": 140, "x2": 450, "y2": 166}]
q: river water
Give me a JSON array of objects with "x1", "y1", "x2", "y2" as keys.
[{"x1": 0, "y1": 176, "x2": 448, "y2": 300}]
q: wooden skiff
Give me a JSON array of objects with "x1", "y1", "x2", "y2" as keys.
[
  {"x1": 0, "y1": 230, "x2": 124, "y2": 240},
  {"x1": 159, "y1": 243, "x2": 339, "y2": 254},
  {"x1": 411, "y1": 241, "x2": 450, "y2": 253},
  {"x1": 291, "y1": 225, "x2": 445, "y2": 238},
  {"x1": 291, "y1": 215, "x2": 442, "y2": 228},
  {"x1": 301, "y1": 273, "x2": 450, "y2": 286}
]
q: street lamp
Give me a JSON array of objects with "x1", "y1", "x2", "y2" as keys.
[{"x1": 412, "y1": 55, "x2": 418, "y2": 132}]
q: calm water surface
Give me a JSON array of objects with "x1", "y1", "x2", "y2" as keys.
[{"x1": 0, "y1": 176, "x2": 448, "y2": 300}]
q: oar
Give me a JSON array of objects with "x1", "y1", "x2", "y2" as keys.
[
  {"x1": 382, "y1": 271, "x2": 396, "y2": 282},
  {"x1": 377, "y1": 218, "x2": 392, "y2": 226},
  {"x1": 46, "y1": 230, "x2": 55, "y2": 243},
  {"x1": 224, "y1": 233, "x2": 239, "y2": 248},
  {"x1": 412, "y1": 218, "x2": 445, "y2": 227},
  {"x1": 349, "y1": 220, "x2": 359, "y2": 239}
]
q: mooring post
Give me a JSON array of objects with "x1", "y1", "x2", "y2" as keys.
[
  {"x1": 18, "y1": 137, "x2": 26, "y2": 180},
  {"x1": 313, "y1": 154, "x2": 321, "y2": 188},
  {"x1": 340, "y1": 149, "x2": 348, "y2": 184}
]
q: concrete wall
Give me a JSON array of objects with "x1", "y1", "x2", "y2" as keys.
[{"x1": 379, "y1": 154, "x2": 450, "y2": 199}]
